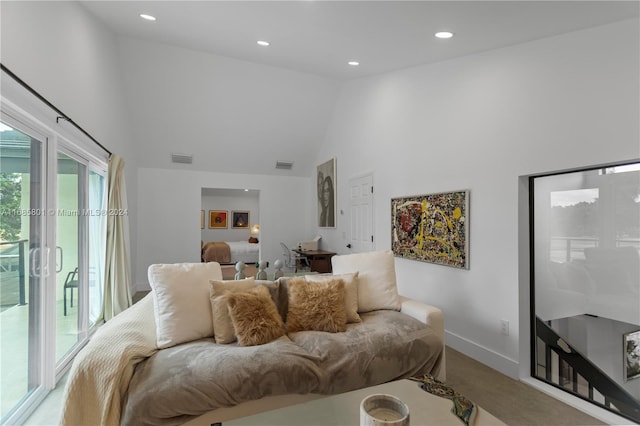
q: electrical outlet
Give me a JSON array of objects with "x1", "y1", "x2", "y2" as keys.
[{"x1": 500, "y1": 319, "x2": 509, "y2": 336}]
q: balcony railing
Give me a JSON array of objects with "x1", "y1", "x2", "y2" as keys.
[
  {"x1": 0, "y1": 239, "x2": 27, "y2": 305},
  {"x1": 549, "y1": 236, "x2": 640, "y2": 263}
]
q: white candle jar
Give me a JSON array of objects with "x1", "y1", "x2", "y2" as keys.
[{"x1": 360, "y1": 393, "x2": 410, "y2": 426}]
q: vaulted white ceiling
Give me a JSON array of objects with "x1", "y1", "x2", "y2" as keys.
[{"x1": 79, "y1": 1, "x2": 639, "y2": 176}]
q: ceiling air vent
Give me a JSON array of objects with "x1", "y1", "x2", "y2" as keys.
[
  {"x1": 171, "y1": 153, "x2": 193, "y2": 164},
  {"x1": 275, "y1": 161, "x2": 293, "y2": 170}
]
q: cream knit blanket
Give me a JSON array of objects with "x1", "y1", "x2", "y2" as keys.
[{"x1": 60, "y1": 294, "x2": 158, "y2": 426}]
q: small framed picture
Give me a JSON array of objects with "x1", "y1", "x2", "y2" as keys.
[
  {"x1": 232, "y1": 211, "x2": 250, "y2": 229},
  {"x1": 624, "y1": 330, "x2": 640, "y2": 381},
  {"x1": 200, "y1": 210, "x2": 205, "y2": 229},
  {"x1": 209, "y1": 210, "x2": 228, "y2": 229}
]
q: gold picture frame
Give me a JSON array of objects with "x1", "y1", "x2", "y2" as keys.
[{"x1": 209, "y1": 210, "x2": 228, "y2": 229}]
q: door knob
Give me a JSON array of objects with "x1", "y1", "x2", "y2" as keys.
[{"x1": 346, "y1": 244, "x2": 352, "y2": 249}]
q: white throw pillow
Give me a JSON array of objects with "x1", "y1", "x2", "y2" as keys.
[
  {"x1": 209, "y1": 278, "x2": 257, "y2": 344},
  {"x1": 305, "y1": 272, "x2": 361, "y2": 323},
  {"x1": 331, "y1": 250, "x2": 400, "y2": 312},
  {"x1": 149, "y1": 262, "x2": 223, "y2": 349}
]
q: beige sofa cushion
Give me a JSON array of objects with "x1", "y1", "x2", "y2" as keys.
[
  {"x1": 148, "y1": 262, "x2": 223, "y2": 349},
  {"x1": 331, "y1": 250, "x2": 400, "y2": 312}
]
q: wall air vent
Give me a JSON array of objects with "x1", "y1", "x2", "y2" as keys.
[
  {"x1": 171, "y1": 153, "x2": 193, "y2": 164},
  {"x1": 275, "y1": 161, "x2": 293, "y2": 170}
]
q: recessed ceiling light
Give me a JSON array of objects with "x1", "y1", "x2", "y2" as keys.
[
  {"x1": 140, "y1": 14, "x2": 156, "y2": 21},
  {"x1": 348, "y1": 61, "x2": 360, "y2": 66},
  {"x1": 257, "y1": 40, "x2": 270, "y2": 46},
  {"x1": 435, "y1": 31, "x2": 454, "y2": 39}
]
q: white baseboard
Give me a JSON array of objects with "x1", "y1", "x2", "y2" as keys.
[
  {"x1": 521, "y1": 377, "x2": 635, "y2": 425},
  {"x1": 445, "y1": 330, "x2": 520, "y2": 379}
]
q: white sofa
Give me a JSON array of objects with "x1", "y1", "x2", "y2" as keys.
[{"x1": 60, "y1": 250, "x2": 445, "y2": 426}]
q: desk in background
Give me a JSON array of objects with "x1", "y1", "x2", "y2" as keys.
[{"x1": 293, "y1": 249, "x2": 336, "y2": 274}]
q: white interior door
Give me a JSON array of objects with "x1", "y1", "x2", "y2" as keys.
[{"x1": 348, "y1": 174, "x2": 374, "y2": 253}]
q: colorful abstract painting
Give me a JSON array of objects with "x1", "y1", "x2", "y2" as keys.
[{"x1": 391, "y1": 190, "x2": 469, "y2": 269}]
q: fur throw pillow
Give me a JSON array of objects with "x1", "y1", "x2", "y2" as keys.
[
  {"x1": 305, "y1": 272, "x2": 361, "y2": 323},
  {"x1": 209, "y1": 278, "x2": 256, "y2": 344},
  {"x1": 286, "y1": 277, "x2": 347, "y2": 333},
  {"x1": 227, "y1": 285, "x2": 285, "y2": 346}
]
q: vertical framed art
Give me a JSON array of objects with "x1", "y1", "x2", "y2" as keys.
[
  {"x1": 317, "y1": 157, "x2": 336, "y2": 228},
  {"x1": 624, "y1": 330, "x2": 640, "y2": 381}
]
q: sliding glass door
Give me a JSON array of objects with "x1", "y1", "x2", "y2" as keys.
[
  {"x1": 0, "y1": 110, "x2": 108, "y2": 422},
  {"x1": 0, "y1": 121, "x2": 46, "y2": 420},
  {"x1": 55, "y1": 151, "x2": 83, "y2": 362}
]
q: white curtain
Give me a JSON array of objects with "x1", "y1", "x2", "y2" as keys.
[{"x1": 103, "y1": 155, "x2": 132, "y2": 320}]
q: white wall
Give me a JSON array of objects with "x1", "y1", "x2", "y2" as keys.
[
  {"x1": 0, "y1": 1, "x2": 139, "y2": 286},
  {"x1": 314, "y1": 19, "x2": 640, "y2": 378},
  {"x1": 116, "y1": 36, "x2": 340, "y2": 177},
  {"x1": 135, "y1": 167, "x2": 312, "y2": 291}
]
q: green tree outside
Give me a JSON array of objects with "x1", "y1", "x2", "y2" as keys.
[{"x1": 0, "y1": 172, "x2": 22, "y2": 241}]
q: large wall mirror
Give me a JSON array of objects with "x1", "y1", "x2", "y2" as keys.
[{"x1": 530, "y1": 161, "x2": 640, "y2": 423}]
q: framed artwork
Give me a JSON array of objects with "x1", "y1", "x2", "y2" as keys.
[
  {"x1": 317, "y1": 157, "x2": 336, "y2": 228},
  {"x1": 624, "y1": 330, "x2": 640, "y2": 381},
  {"x1": 209, "y1": 210, "x2": 228, "y2": 229},
  {"x1": 200, "y1": 210, "x2": 205, "y2": 229},
  {"x1": 391, "y1": 190, "x2": 469, "y2": 269},
  {"x1": 232, "y1": 211, "x2": 250, "y2": 229}
]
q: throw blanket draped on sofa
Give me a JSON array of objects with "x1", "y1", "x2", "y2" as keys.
[{"x1": 60, "y1": 294, "x2": 158, "y2": 425}]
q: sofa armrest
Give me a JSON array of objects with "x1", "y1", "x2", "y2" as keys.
[
  {"x1": 399, "y1": 295, "x2": 446, "y2": 381},
  {"x1": 400, "y1": 296, "x2": 443, "y2": 330}
]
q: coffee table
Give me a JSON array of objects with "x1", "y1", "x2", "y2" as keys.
[{"x1": 224, "y1": 379, "x2": 506, "y2": 426}]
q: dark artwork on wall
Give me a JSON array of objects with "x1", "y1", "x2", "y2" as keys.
[
  {"x1": 624, "y1": 330, "x2": 640, "y2": 381},
  {"x1": 317, "y1": 157, "x2": 336, "y2": 228},
  {"x1": 232, "y1": 211, "x2": 250, "y2": 229},
  {"x1": 391, "y1": 190, "x2": 469, "y2": 269}
]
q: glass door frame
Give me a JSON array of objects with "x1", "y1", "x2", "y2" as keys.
[
  {"x1": 1, "y1": 91, "x2": 109, "y2": 425},
  {"x1": 1, "y1": 104, "x2": 53, "y2": 424}
]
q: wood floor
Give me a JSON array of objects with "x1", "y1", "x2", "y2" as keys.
[{"x1": 445, "y1": 347, "x2": 606, "y2": 425}]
